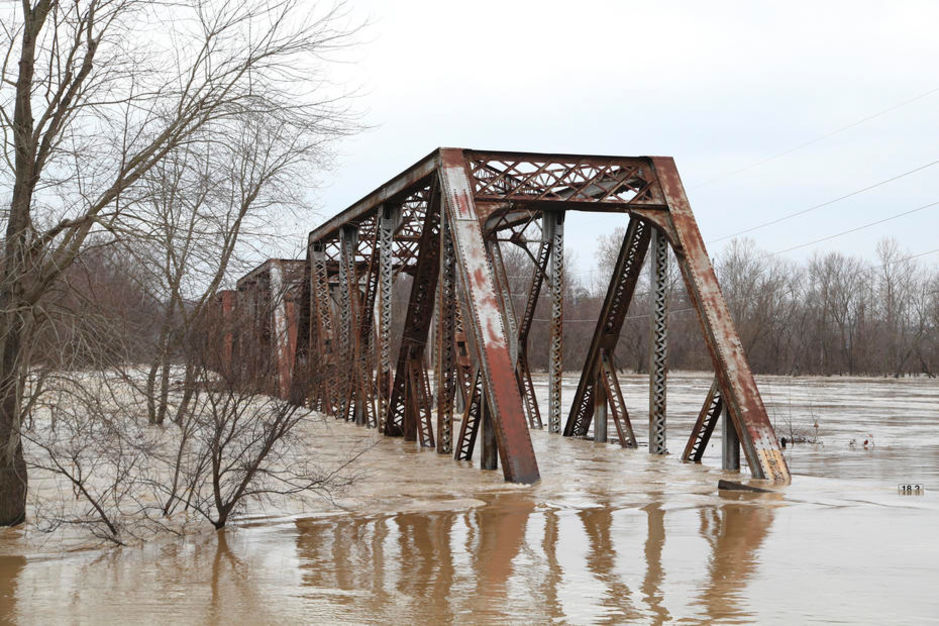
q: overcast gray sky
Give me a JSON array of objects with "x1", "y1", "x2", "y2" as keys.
[{"x1": 301, "y1": 0, "x2": 939, "y2": 282}]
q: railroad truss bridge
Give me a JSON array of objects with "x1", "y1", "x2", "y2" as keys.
[{"x1": 204, "y1": 148, "x2": 791, "y2": 485}]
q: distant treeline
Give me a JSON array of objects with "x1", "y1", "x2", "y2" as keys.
[
  {"x1": 52, "y1": 235, "x2": 938, "y2": 379},
  {"x1": 510, "y1": 236, "x2": 938, "y2": 378}
]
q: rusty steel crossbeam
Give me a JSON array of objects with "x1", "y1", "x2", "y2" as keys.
[
  {"x1": 454, "y1": 369, "x2": 483, "y2": 461},
  {"x1": 565, "y1": 217, "x2": 650, "y2": 438},
  {"x1": 682, "y1": 377, "x2": 724, "y2": 463},
  {"x1": 213, "y1": 148, "x2": 789, "y2": 486},
  {"x1": 515, "y1": 238, "x2": 549, "y2": 429},
  {"x1": 599, "y1": 354, "x2": 637, "y2": 448}
]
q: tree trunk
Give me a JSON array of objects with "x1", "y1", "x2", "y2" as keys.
[
  {"x1": 0, "y1": 378, "x2": 27, "y2": 526},
  {"x1": 0, "y1": 304, "x2": 27, "y2": 526}
]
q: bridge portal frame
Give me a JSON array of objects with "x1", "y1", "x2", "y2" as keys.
[{"x1": 289, "y1": 148, "x2": 790, "y2": 484}]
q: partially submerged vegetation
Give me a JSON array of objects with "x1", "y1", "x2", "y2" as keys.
[
  {"x1": 22, "y1": 360, "x2": 368, "y2": 545},
  {"x1": 0, "y1": 0, "x2": 359, "y2": 528}
]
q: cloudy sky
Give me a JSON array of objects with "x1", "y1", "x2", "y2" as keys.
[{"x1": 303, "y1": 0, "x2": 939, "y2": 282}]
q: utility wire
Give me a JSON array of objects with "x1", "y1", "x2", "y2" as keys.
[
  {"x1": 903, "y1": 247, "x2": 939, "y2": 261},
  {"x1": 771, "y1": 199, "x2": 939, "y2": 255},
  {"x1": 692, "y1": 85, "x2": 939, "y2": 189},
  {"x1": 710, "y1": 158, "x2": 939, "y2": 243}
]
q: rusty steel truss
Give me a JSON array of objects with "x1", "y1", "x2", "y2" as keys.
[
  {"x1": 216, "y1": 148, "x2": 791, "y2": 485},
  {"x1": 204, "y1": 259, "x2": 304, "y2": 398}
]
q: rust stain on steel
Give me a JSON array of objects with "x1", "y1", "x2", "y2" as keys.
[
  {"x1": 649, "y1": 156, "x2": 790, "y2": 483},
  {"x1": 439, "y1": 148, "x2": 539, "y2": 484}
]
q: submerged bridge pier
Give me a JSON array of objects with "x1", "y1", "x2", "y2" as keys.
[{"x1": 212, "y1": 149, "x2": 790, "y2": 485}]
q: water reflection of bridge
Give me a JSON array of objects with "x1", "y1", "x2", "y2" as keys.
[{"x1": 293, "y1": 495, "x2": 775, "y2": 622}]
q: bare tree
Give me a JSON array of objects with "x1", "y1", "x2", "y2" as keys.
[
  {"x1": 875, "y1": 239, "x2": 919, "y2": 377},
  {"x1": 128, "y1": 104, "x2": 344, "y2": 426},
  {"x1": 0, "y1": 0, "x2": 356, "y2": 525},
  {"x1": 154, "y1": 292, "x2": 366, "y2": 530}
]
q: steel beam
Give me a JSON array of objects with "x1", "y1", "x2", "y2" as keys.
[
  {"x1": 516, "y1": 238, "x2": 549, "y2": 429},
  {"x1": 488, "y1": 240, "x2": 519, "y2": 365},
  {"x1": 565, "y1": 217, "x2": 649, "y2": 440},
  {"x1": 385, "y1": 182, "x2": 441, "y2": 441},
  {"x1": 436, "y1": 210, "x2": 457, "y2": 455},
  {"x1": 682, "y1": 377, "x2": 723, "y2": 463},
  {"x1": 354, "y1": 228, "x2": 380, "y2": 428},
  {"x1": 722, "y1": 407, "x2": 741, "y2": 471},
  {"x1": 649, "y1": 229, "x2": 669, "y2": 455},
  {"x1": 594, "y1": 378, "x2": 608, "y2": 443},
  {"x1": 438, "y1": 148, "x2": 539, "y2": 484},
  {"x1": 600, "y1": 355, "x2": 637, "y2": 448},
  {"x1": 310, "y1": 243, "x2": 336, "y2": 413},
  {"x1": 650, "y1": 156, "x2": 789, "y2": 482},
  {"x1": 338, "y1": 226, "x2": 358, "y2": 422},
  {"x1": 480, "y1": 399, "x2": 498, "y2": 470},
  {"x1": 454, "y1": 369, "x2": 482, "y2": 461},
  {"x1": 377, "y1": 206, "x2": 397, "y2": 432},
  {"x1": 544, "y1": 211, "x2": 565, "y2": 434}
]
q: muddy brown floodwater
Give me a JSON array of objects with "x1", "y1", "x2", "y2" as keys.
[{"x1": 2, "y1": 373, "x2": 938, "y2": 623}]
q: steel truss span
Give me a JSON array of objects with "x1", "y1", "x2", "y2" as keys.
[{"x1": 209, "y1": 148, "x2": 791, "y2": 485}]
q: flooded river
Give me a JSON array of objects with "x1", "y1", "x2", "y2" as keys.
[{"x1": 2, "y1": 373, "x2": 938, "y2": 623}]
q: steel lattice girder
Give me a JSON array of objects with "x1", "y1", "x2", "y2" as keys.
[{"x1": 276, "y1": 148, "x2": 790, "y2": 485}]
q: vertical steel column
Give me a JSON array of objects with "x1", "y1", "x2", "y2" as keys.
[
  {"x1": 354, "y1": 233, "x2": 380, "y2": 429},
  {"x1": 722, "y1": 406, "x2": 741, "y2": 470},
  {"x1": 339, "y1": 225, "x2": 359, "y2": 422},
  {"x1": 480, "y1": 397, "x2": 498, "y2": 470},
  {"x1": 649, "y1": 228, "x2": 668, "y2": 455},
  {"x1": 436, "y1": 211, "x2": 457, "y2": 455},
  {"x1": 309, "y1": 243, "x2": 334, "y2": 412},
  {"x1": 377, "y1": 206, "x2": 396, "y2": 432},
  {"x1": 289, "y1": 247, "x2": 313, "y2": 407},
  {"x1": 544, "y1": 211, "x2": 565, "y2": 434},
  {"x1": 593, "y1": 379, "x2": 608, "y2": 443}
]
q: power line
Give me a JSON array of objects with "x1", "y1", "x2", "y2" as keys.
[
  {"x1": 692, "y1": 85, "x2": 939, "y2": 189},
  {"x1": 710, "y1": 158, "x2": 939, "y2": 243},
  {"x1": 771, "y1": 199, "x2": 939, "y2": 255},
  {"x1": 904, "y1": 247, "x2": 939, "y2": 261}
]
